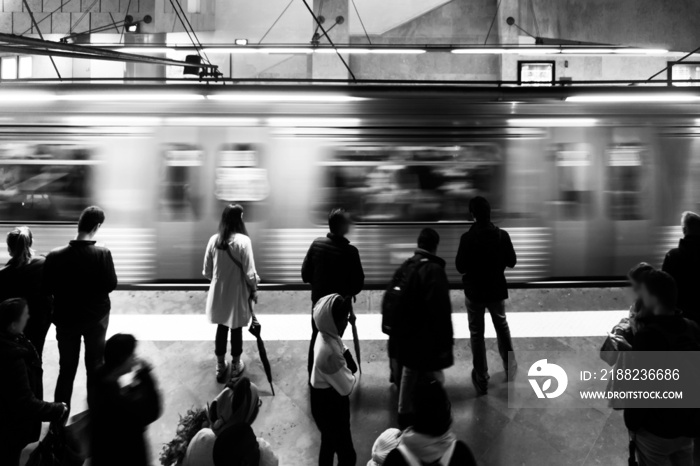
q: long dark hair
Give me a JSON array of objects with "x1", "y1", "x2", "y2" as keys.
[
  {"x1": 7, "y1": 226, "x2": 33, "y2": 267},
  {"x1": 216, "y1": 204, "x2": 248, "y2": 250}
]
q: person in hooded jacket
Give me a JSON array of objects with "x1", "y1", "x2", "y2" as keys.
[
  {"x1": 384, "y1": 379, "x2": 477, "y2": 466},
  {"x1": 662, "y1": 211, "x2": 700, "y2": 324},
  {"x1": 455, "y1": 196, "x2": 517, "y2": 395},
  {"x1": 310, "y1": 293, "x2": 358, "y2": 466},
  {"x1": 0, "y1": 298, "x2": 67, "y2": 466},
  {"x1": 0, "y1": 227, "x2": 53, "y2": 356},
  {"x1": 212, "y1": 422, "x2": 279, "y2": 466},
  {"x1": 395, "y1": 228, "x2": 453, "y2": 427}
]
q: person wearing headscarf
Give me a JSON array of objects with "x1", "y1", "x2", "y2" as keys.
[
  {"x1": 310, "y1": 293, "x2": 358, "y2": 466},
  {"x1": 183, "y1": 377, "x2": 264, "y2": 466},
  {"x1": 384, "y1": 379, "x2": 477, "y2": 466},
  {"x1": 368, "y1": 428, "x2": 402, "y2": 466},
  {"x1": 213, "y1": 422, "x2": 279, "y2": 466}
]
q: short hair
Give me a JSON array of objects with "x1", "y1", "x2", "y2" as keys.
[
  {"x1": 417, "y1": 228, "x2": 440, "y2": 252},
  {"x1": 643, "y1": 270, "x2": 678, "y2": 310},
  {"x1": 469, "y1": 196, "x2": 491, "y2": 221},
  {"x1": 78, "y1": 206, "x2": 105, "y2": 233},
  {"x1": 412, "y1": 378, "x2": 452, "y2": 437},
  {"x1": 213, "y1": 422, "x2": 260, "y2": 466},
  {"x1": 328, "y1": 208, "x2": 349, "y2": 235},
  {"x1": 104, "y1": 333, "x2": 136, "y2": 369},
  {"x1": 0, "y1": 298, "x2": 27, "y2": 330},
  {"x1": 628, "y1": 262, "x2": 654, "y2": 283},
  {"x1": 681, "y1": 211, "x2": 700, "y2": 236}
]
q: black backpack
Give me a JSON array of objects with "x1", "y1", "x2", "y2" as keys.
[{"x1": 381, "y1": 256, "x2": 425, "y2": 335}]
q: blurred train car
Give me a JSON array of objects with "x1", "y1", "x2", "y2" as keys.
[{"x1": 0, "y1": 84, "x2": 697, "y2": 286}]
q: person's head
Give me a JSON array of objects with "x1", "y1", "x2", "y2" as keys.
[
  {"x1": 331, "y1": 295, "x2": 352, "y2": 338},
  {"x1": 216, "y1": 204, "x2": 248, "y2": 249},
  {"x1": 368, "y1": 428, "x2": 402, "y2": 466},
  {"x1": 78, "y1": 206, "x2": 105, "y2": 237},
  {"x1": 213, "y1": 422, "x2": 260, "y2": 466},
  {"x1": 640, "y1": 270, "x2": 678, "y2": 315},
  {"x1": 328, "y1": 208, "x2": 351, "y2": 237},
  {"x1": 417, "y1": 228, "x2": 440, "y2": 255},
  {"x1": 681, "y1": 211, "x2": 700, "y2": 237},
  {"x1": 412, "y1": 378, "x2": 453, "y2": 437},
  {"x1": 103, "y1": 333, "x2": 137, "y2": 377},
  {"x1": 628, "y1": 262, "x2": 654, "y2": 295},
  {"x1": 469, "y1": 196, "x2": 491, "y2": 223},
  {"x1": 0, "y1": 298, "x2": 28, "y2": 334},
  {"x1": 6, "y1": 226, "x2": 33, "y2": 267},
  {"x1": 209, "y1": 377, "x2": 261, "y2": 436}
]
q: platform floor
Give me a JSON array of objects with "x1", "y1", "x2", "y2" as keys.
[{"x1": 24, "y1": 288, "x2": 633, "y2": 466}]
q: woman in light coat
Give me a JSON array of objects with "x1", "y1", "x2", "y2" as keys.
[{"x1": 204, "y1": 204, "x2": 260, "y2": 382}]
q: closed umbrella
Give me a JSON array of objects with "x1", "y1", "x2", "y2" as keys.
[
  {"x1": 248, "y1": 301, "x2": 275, "y2": 396},
  {"x1": 349, "y1": 309, "x2": 361, "y2": 374}
]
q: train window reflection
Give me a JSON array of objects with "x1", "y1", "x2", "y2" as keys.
[
  {"x1": 215, "y1": 144, "x2": 269, "y2": 202},
  {"x1": 0, "y1": 143, "x2": 95, "y2": 222},
  {"x1": 160, "y1": 144, "x2": 203, "y2": 221},
  {"x1": 552, "y1": 145, "x2": 591, "y2": 220},
  {"x1": 606, "y1": 146, "x2": 646, "y2": 220},
  {"x1": 318, "y1": 144, "x2": 502, "y2": 223}
]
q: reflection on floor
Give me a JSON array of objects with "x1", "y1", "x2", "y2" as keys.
[{"x1": 34, "y1": 336, "x2": 629, "y2": 466}]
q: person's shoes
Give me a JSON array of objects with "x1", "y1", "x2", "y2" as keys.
[
  {"x1": 472, "y1": 369, "x2": 488, "y2": 396},
  {"x1": 216, "y1": 361, "x2": 229, "y2": 383},
  {"x1": 231, "y1": 360, "x2": 246, "y2": 379},
  {"x1": 506, "y1": 363, "x2": 519, "y2": 382}
]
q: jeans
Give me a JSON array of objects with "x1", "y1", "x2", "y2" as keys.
[
  {"x1": 215, "y1": 325, "x2": 243, "y2": 358},
  {"x1": 633, "y1": 429, "x2": 693, "y2": 466},
  {"x1": 310, "y1": 386, "x2": 356, "y2": 466},
  {"x1": 54, "y1": 315, "x2": 109, "y2": 405},
  {"x1": 466, "y1": 298, "x2": 515, "y2": 383},
  {"x1": 398, "y1": 366, "x2": 444, "y2": 415},
  {"x1": 308, "y1": 313, "x2": 318, "y2": 378}
]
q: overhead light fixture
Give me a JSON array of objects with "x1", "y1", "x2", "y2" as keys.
[
  {"x1": 234, "y1": 39, "x2": 249, "y2": 46},
  {"x1": 207, "y1": 94, "x2": 364, "y2": 103},
  {"x1": 566, "y1": 94, "x2": 700, "y2": 103},
  {"x1": 508, "y1": 48, "x2": 561, "y2": 55},
  {"x1": 508, "y1": 118, "x2": 597, "y2": 127},
  {"x1": 203, "y1": 47, "x2": 261, "y2": 54},
  {"x1": 560, "y1": 48, "x2": 617, "y2": 54},
  {"x1": 58, "y1": 93, "x2": 205, "y2": 101},
  {"x1": 264, "y1": 48, "x2": 314, "y2": 54},
  {"x1": 116, "y1": 47, "x2": 173, "y2": 54},
  {"x1": 314, "y1": 48, "x2": 371, "y2": 54},
  {"x1": 369, "y1": 49, "x2": 425, "y2": 54},
  {"x1": 451, "y1": 48, "x2": 507, "y2": 54},
  {"x1": 613, "y1": 48, "x2": 668, "y2": 55}
]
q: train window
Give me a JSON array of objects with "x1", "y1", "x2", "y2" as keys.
[
  {"x1": 518, "y1": 61, "x2": 555, "y2": 86},
  {"x1": 605, "y1": 146, "x2": 646, "y2": 220},
  {"x1": 215, "y1": 144, "x2": 270, "y2": 202},
  {"x1": 668, "y1": 62, "x2": 700, "y2": 86},
  {"x1": 552, "y1": 146, "x2": 592, "y2": 220},
  {"x1": 0, "y1": 143, "x2": 96, "y2": 222},
  {"x1": 317, "y1": 144, "x2": 503, "y2": 223},
  {"x1": 160, "y1": 144, "x2": 203, "y2": 221}
]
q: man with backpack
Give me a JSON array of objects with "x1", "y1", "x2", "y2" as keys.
[
  {"x1": 392, "y1": 228, "x2": 454, "y2": 428},
  {"x1": 456, "y1": 196, "x2": 517, "y2": 395}
]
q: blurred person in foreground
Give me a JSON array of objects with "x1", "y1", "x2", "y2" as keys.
[
  {"x1": 383, "y1": 379, "x2": 477, "y2": 466},
  {"x1": 212, "y1": 422, "x2": 278, "y2": 466},
  {"x1": 622, "y1": 271, "x2": 700, "y2": 466},
  {"x1": 367, "y1": 428, "x2": 402, "y2": 466},
  {"x1": 310, "y1": 294, "x2": 358, "y2": 466},
  {"x1": 183, "y1": 377, "x2": 277, "y2": 466},
  {"x1": 88, "y1": 333, "x2": 161, "y2": 466},
  {"x1": 662, "y1": 211, "x2": 700, "y2": 324},
  {"x1": 0, "y1": 298, "x2": 67, "y2": 465},
  {"x1": 455, "y1": 196, "x2": 517, "y2": 395},
  {"x1": 203, "y1": 204, "x2": 260, "y2": 382},
  {"x1": 302, "y1": 208, "x2": 364, "y2": 377},
  {"x1": 0, "y1": 227, "x2": 53, "y2": 356},
  {"x1": 44, "y1": 205, "x2": 118, "y2": 406},
  {"x1": 395, "y1": 228, "x2": 453, "y2": 428}
]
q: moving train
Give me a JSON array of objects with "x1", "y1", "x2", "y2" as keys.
[{"x1": 0, "y1": 84, "x2": 697, "y2": 285}]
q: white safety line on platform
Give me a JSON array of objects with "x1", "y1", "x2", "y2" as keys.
[{"x1": 44, "y1": 310, "x2": 629, "y2": 342}]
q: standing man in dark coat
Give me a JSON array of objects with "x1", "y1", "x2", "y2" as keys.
[
  {"x1": 44, "y1": 205, "x2": 118, "y2": 406},
  {"x1": 302, "y1": 208, "x2": 364, "y2": 376},
  {"x1": 455, "y1": 196, "x2": 517, "y2": 395},
  {"x1": 662, "y1": 211, "x2": 700, "y2": 324},
  {"x1": 395, "y1": 228, "x2": 453, "y2": 427}
]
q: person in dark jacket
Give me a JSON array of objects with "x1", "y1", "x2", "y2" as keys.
[
  {"x1": 623, "y1": 270, "x2": 700, "y2": 466},
  {"x1": 44, "y1": 205, "x2": 118, "y2": 406},
  {"x1": 0, "y1": 298, "x2": 67, "y2": 466},
  {"x1": 302, "y1": 208, "x2": 364, "y2": 376},
  {"x1": 662, "y1": 211, "x2": 700, "y2": 324},
  {"x1": 0, "y1": 227, "x2": 53, "y2": 356},
  {"x1": 384, "y1": 379, "x2": 477, "y2": 466},
  {"x1": 455, "y1": 196, "x2": 517, "y2": 395},
  {"x1": 396, "y1": 228, "x2": 453, "y2": 427},
  {"x1": 88, "y1": 333, "x2": 161, "y2": 466}
]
